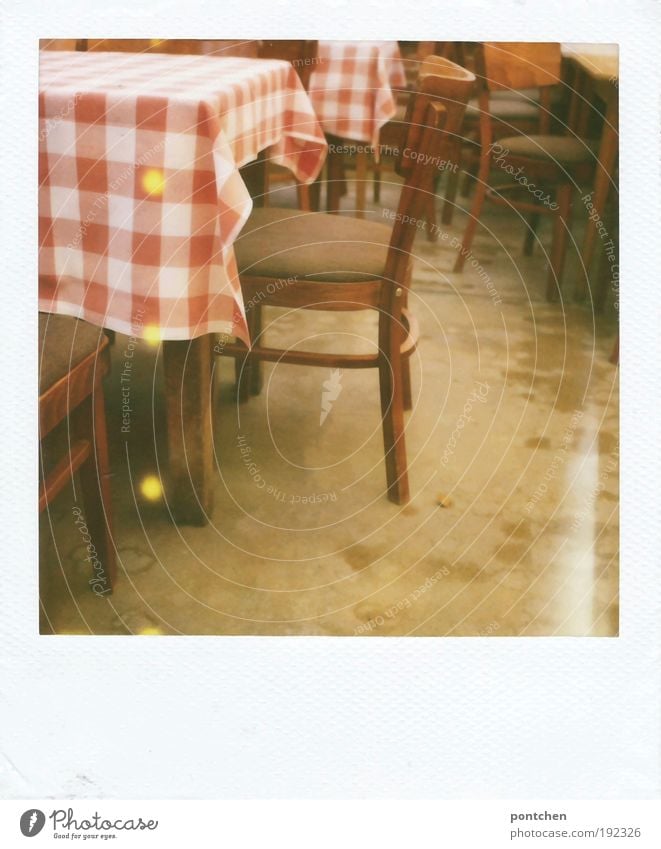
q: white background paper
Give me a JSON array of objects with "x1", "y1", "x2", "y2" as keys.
[{"x1": 1, "y1": 0, "x2": 659, "y2": 800}]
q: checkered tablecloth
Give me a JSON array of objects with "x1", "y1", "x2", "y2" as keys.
[
  {"x1": 309, "y1": 42, "x2": 407, "y2": 147},
  {"x1": 39, "y1": 51, "x2": 327, "y2": 343}
]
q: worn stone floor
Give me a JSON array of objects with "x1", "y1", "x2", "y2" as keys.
[{"x1": 39, "y1": 171, "x2": 619, "y2": 636}]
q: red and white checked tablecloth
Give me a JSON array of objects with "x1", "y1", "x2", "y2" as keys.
[
  {"x1": 39, "y1": 51, "x2": 327, "y2": 343},
  {"x1": 309, "y1": 42, "x2": 407, "y2": 148}
]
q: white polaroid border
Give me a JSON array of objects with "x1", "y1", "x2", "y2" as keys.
[{"x1": 1, "y1": 0, "x2": 659, "y2": 800}]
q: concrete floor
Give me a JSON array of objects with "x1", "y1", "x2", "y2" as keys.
[{"x1": 39, "y1": 172, "x2": 619, "y2": 636}]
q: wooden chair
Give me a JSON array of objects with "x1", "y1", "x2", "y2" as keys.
[
  {"x1": 453, "y1": 42, "x2": 596, "y2": 300},
  {"x1": 39, "y1": 313, "x2": 116, "y2": 594},
  {"x1": 371, "y1": 42, "x2": 474, "y2": 238},
  {"x1": 429, "y1": 43, "x2": 566, "y2": 226},
  {"x1": 220, "y1": 56, "x2": 475, "y2": 504}
]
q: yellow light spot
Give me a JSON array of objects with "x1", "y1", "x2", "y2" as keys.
[
  {"x1": 141, "y1": 168, "x2": 166, "y2": 197},
  {"x1": 143, "y1": 324, "x2": 161, "y2": 346},
  {"x1": 139, "y1": 475, "x2": 163, "y2": 501},
  {"x1": 138, "y1": 626, "x2": 163, "y2": 635},
  {"x1": 149, "y1": 39, "x2": 164, "y2": 48}
]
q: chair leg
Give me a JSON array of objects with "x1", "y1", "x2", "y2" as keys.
[
  {"x1": 75, "y1": 390, "x2": 116, "y2": 594},
  {"x1": 235, "y1": 304, "x2": 262, "y2": 401},
  {"x1": 308, "y1": 175, "x2": 322, "y2": 212},
  {"x1": 234, "y1": 348, "x2": 251, "y2": 403},
  {"x1": 546, "y1": 184, "x2": 572, "y2": 301},
  {"x1": 296, "y1": 182, "x2": 311, "y2": 212},
  {"x1": 326, "y1": 140, "x2": 344, "y2": 213},
  {"x1": 378, "y1": 302, "x2": 410, "y2": 504},
  {"x1": 373, "y1": 161, "x2": 381, "y2": 203},
  {"x1": 441, "y1": 138, "x2": 462, "y2": 225},
  {"x1": 610, "y1": 333, "x2": 619, "y2": 364},
  {"x1": 402, "y1": 357, "x2": 412, "y2": 411},
  {"x1": 400, "y1": 290, "x2": 413, "y2": 411},
  {"x1": 249, "y1": 305, "x2": 264, "y2": 396},
  {"x1": 379, "y1": 350, "x2": 409, "y2": 504},
  {"x1": 425, "y1": 193, "x2": 439, "y2": 242},
  {"x1": 453, "y1": 150, "x2": 490, "y2": 273},
  {"x1": 441, "y1": 166, "x2": 459, "y2": 226},
  {"x1": 355, "y1": 152, "x2": 367, "y2": 218},
  {"x1": 459, "y1": 147, "x2": 479, "y2": 197},
  {"x1": 523, "y1": 212, "x2": 541, "y2": 256}
]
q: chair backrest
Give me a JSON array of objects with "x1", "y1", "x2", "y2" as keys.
[
  {"x1": 386, "y1": 56, "x2": 475, "y2": 284},
  {"x1": 257, "y1": 40, "x2": 319, "y2": 89},
  {"x1": 396, "y1": 54, "x2": 475, "y2": 177},
  {"x1": 478, "y1": 42, "x2": 562, "y2": 92}
]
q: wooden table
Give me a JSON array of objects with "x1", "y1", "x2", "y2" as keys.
[
  {"x1": 39, "y1": 50, "x2": 326, "y2": 525},
  {"x1": 562, "y1": 44, "x2": 619, "y2": 303}
]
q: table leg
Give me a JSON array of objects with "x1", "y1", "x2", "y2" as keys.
[
  {"x1": 239, "y1": 153, "x2": 267, "y2": 208},
  {"x1": 355, "y1": 151, "x2": 368, "y2": 217},
  {"x1": 162, "y1": 335, "x2": 215, "y2": 525},
  {"x1": 326, "y1": 135, "x2": 345, "y2": 213},
  {"x1": 575, "y1": 98, "x2": 618, "y2": 301}
]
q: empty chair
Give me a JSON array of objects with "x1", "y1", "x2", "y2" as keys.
[
  {"x1": 220, "y1": 56, "x2": 476, "y2": 504},
  {"x1": 453, "y1": 42, "x2": 596, "y2": 299}
]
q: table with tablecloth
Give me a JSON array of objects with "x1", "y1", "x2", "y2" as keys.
[
  {"x1": 39, "y1": 50, "x2": 327, "y2": 523},
  {"x1": 307, "y1": 41, "x2": 407, "y2": 212}
]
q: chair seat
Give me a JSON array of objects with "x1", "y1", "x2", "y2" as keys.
[
  {"x1": 235, "y1": 208, "x2": 392, "y2": 282},
  {"x1": 496, "y1": 134, "x2": 598, "y2": 164},
  {"x1": 466, "y1": 96, "x2": 540, "y2": 121},
  {"x1": 491, "y1": 85, "x2": 564, "y2": 105},
  {"x1": 39, "y1": 313, "x2": 106, "y2": 394}
]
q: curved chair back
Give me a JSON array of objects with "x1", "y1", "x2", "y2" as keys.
[
  {"x1": 397, "y1": 54, "x2": 475, "y2": 178},
  {"x1": 387, "y1": 55, "x2": 475, "y2": 283},
  {"x1": 478, "y1": 42, "x2": 562, "y2": 92}
]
